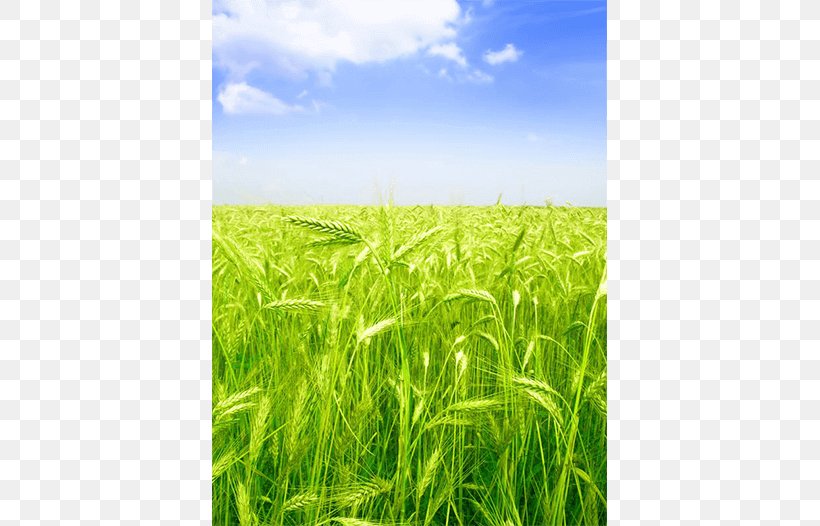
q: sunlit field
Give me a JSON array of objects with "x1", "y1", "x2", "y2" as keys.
[{"x1": 212, "y1": 204, "x2": 606, "y2": 526}]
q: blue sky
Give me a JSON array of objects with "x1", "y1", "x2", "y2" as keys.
[{"x1": 213, "y1": 0, "x2": 606, "y2": 206}]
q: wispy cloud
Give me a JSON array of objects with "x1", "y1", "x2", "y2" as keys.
[
  {"x1": 434, "y1": 66, "x2": 493, "y2": 84},
  {"x1": 427, "y1": 42, "x2": 467, "y2": 68},
  {"x1": 217, "y1": 82, "x2": 304, "y2": 115},
  {"x1": 483, "y1": 43, "x2": 522, "y2": 65},
  {"x1": 464, "y1": 69, "x2": 494, "y2": 84}
]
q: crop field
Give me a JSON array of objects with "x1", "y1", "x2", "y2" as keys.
[{"x1": 212, "y1": 204, "x2": 607, "y2": 526}]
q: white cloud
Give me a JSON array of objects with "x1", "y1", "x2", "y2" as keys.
[
  {"x1": 464, "y1": 69, "x2": 494, "y2": 84},
  {"x1": 432, "y1": 66, "x2": 492, "y2": 85},
  {"x1": 311, "y1": 99, "x2": 328, "y2": 113},
  {"x1": 214, "y1": 0, "x2": 462, "y2": 77},
  {"x1": 427, "y1": 42, "x2": 467, "y2": 68},
  {"x1": 526, "y1": 133, "x2": 540, "y2": 143},
  {"x1": 217, "y1": 82, "x2": 304, "y2": 115},
  {"x1": 483, "y1": 43, "x2": 522, "y2": 66}
]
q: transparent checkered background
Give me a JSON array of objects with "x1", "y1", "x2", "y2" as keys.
[
  {"x1": 0, "y1": 0, "x2": 211, "y2": 524},
  {"x1": 609, "y1": 1, "x2": 820, "y2": 524},
  {"x1": 1, "y1": 0, "x2": 817, "y2": 524}
]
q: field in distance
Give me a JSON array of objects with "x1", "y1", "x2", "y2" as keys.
[{"x1": 212, "y1": 204, "x2": 607, "y2": 526}]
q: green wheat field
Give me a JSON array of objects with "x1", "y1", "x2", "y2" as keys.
[{"x1": 212, "y1": 204, "x2": 607, "y2": 526}]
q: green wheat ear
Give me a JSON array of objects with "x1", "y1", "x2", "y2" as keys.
[
  {"x1": 307, "y1": 236, "x2": 363, "y2": 248},
  {"x1": 333, "y1": 518, "x2": 391, "y2": 526},
  {"x1": 444, "y1": 288, "x2": 497, "y2": 305},
  {"x1": 282, "y1": 492, "x2": 319, "y2": 512},
  {"x1": 262, "y1": 298, "x2": 325, "y2": 312},
  {"x1": 391, "y1": 225, "x2": 443, "y2": 263},
  {"x1": 283, "y1": 215, "x2": 364, "y2": 244}
]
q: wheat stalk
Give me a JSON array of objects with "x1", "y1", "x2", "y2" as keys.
[
  {"x1": 285, "y1": 381, "x2": 311, "y2": 462},
  {"x1": 585, "y1": 368, "x2": 606, "y2": 416},
  {"x1": 357, "y1": 317, "x2": 396, "y2": 344},
  {"x1": 214, "y1": 386, "x2": 260, "y2": 426},
  {"x1": 283, "y1": 215, "x2": 364, "y2": 243},
  {"x1": 308, "y1": 236, "x2": 363, "y2": 248},
  {"x1": 512, "y1": 376, "x2": 566, "y2": 426},
  {"x1": 249, "y1": 395, "x2": 271, "y2": 464},
  {"x1": 418, "y1": 447, "x2": 442, "y2": 498},
  {"x1": 212, "y1": 447, "x2": 237, "y2": 482},
  {"x1": 425, "y1": 398, "x2": 503, "y2": 429},
  {"x1": 282, "y1": 491, "x2": 319, "y2": 512},
  {"x1": 214, "y1": 401, "x2": 256, "y2": 425},
  {"x1": 262, "y1": 298, "x2": 326, "y2": 312},
  {"x1": 334, "y1": 478, "x2": 392, "y2": 508},
  {"x1": 444, "y1": 288, "x2": 497, "y2": 305},
  {"x1": 446, "y1": 397, "x2": 503, "y2": 413},
  {"x1": 215, "y1": 387, "x2": 261, "y2": 412},
  {"x1": 334, "y1": 518, "x2": 393, "y2": 526},
  {"x1": 411, "y1": 396, "x2": 426, "y2": 426},
  {"x1": 391, "y1": 225, "x2": 443, "y2": 262},
  {"x1": 235, "y1": 481, "x2": 255, "y2": 526}
]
